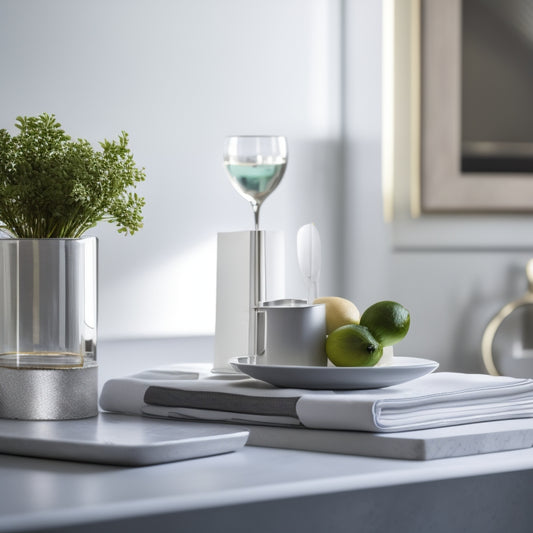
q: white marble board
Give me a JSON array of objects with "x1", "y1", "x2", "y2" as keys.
[
  {"x1": 0, "y1": 413, "x2": 249, "y2": 466},
  {"x1": 246, "y1": 418, "x2": 533, "y2": 460}
]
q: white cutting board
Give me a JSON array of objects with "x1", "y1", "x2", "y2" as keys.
[{"x1": 0, "y1": 413, "x2": 249, "y2": 466}]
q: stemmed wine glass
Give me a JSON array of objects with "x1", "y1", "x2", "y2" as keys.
[
  {"x1": 223, "y1": 136, "x2": 288, "y2": 357},
  {"x1": 223, "y1": 136, "x2": 288, "y2": 230}
]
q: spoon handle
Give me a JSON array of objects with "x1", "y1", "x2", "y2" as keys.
[
  {"x1": 297, "y1": 223, "x2": 321, "y2": 304},
  {"x1": 307, "y1": 279, "x2": 318, "y2": 305}
]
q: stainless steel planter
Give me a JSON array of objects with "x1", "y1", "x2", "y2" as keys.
[{"x1": 0, "y1": 237, "x2": 98, "y2": 419}]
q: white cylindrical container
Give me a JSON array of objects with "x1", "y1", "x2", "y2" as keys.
[{"x1": 213, "y1": 230, "x2": 285, "y2": 372}]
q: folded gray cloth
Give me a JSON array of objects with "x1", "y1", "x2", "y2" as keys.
[{"x1": 99, "y1": 364, "x2": 533, "y2": 433}]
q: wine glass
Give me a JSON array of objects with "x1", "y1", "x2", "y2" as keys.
[
  {"x1": 223, "y1": 136, "x2": 288, "y2": 230},
  {"x1": 223, "y1": 136, "x2": 288, "y2": 358}
]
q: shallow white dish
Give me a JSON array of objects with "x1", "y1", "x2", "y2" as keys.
[{"x1": 229, "y1": 356, "x2": 439, "y2": 390}]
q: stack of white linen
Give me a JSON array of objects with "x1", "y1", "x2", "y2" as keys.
[{"x1": 99, "y1": 365, "x2": 533, "y2": 433}]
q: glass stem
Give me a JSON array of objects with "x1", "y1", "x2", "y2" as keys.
[
  {"x1": 250, "y1": 202, "x2": 264, "y2": 356},
  {"x1": 252, "y1": 202, "x2": 261, "y2": 231},
  {"x1": 251, "y1": 229, "x2": 261, "y2": 356}
]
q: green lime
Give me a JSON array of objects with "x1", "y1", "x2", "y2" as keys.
[
  {"x1": 359, "y1": 300, "x2": 410, "y2": 347},
  {"x1": 326, "y1": 324, "x2": 383, "y2": 367}
]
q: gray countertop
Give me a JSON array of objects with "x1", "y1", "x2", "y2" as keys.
[
  {"x1": 2, "y1": 337, "x2": 533, "y2": 532},
  {"x1": 2, "y1": 442, "x2": 533, "y2": 532}
]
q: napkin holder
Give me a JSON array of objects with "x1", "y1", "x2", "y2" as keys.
[{"x1": 213, "y1": 230, "x2": 285, "y2": 372}]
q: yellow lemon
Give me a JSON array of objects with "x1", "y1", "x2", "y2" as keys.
[{"x1": 313, "y1": 296, "x2": 360, "y2": 335}]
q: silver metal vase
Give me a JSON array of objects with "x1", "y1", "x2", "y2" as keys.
[{"x1": 0, "y1": 237, "x2": 98, "y2": 419}]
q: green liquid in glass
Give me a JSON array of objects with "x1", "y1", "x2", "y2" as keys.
[{"x1": 225, "y1": 162, "x2": 286, "y2": 203}]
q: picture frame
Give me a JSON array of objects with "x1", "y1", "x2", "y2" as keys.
[{"x1": 421, "y1": 0, "x2": 533, "y2": 212}]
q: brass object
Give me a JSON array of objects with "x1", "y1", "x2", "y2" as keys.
[{"x1": 481, "y1": 260, "x2": 533, "y2": 375}]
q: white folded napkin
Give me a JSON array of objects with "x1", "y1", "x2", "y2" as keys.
[{"x1": 99, "y1": 364, "x2": 533, "y2": 433}]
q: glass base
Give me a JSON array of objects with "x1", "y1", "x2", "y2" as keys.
[{"x1": 0, "y1": 352, "x2": 84, "y2": 369}]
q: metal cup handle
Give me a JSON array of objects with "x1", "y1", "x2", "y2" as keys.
[{"x1": 256, "y1": 309, "x2": 266, "y2": 356}]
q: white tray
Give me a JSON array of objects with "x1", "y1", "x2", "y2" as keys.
[{"x1": 0, "y1": 413, "x2": 249, "y2": 466}]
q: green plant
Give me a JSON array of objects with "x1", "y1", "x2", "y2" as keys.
[{"x1": 0, "y1": 113, "x2": 146, "y2": 238}]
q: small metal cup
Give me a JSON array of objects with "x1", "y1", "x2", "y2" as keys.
[{"x1": 255, "y1": 299, "x2": 327, "y2": 366}]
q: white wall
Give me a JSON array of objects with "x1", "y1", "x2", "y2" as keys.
[{"x1": 0, "y1": 0, "x2": 343, "y2": 339}]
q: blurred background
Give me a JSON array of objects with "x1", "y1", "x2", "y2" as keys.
[{"x1": 2, "y1": 0, "x2": 533, "y2": 378}]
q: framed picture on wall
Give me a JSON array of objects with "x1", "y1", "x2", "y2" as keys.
[{"x1": 421, "y1": 0, "x2": 533, "y2": 212}]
